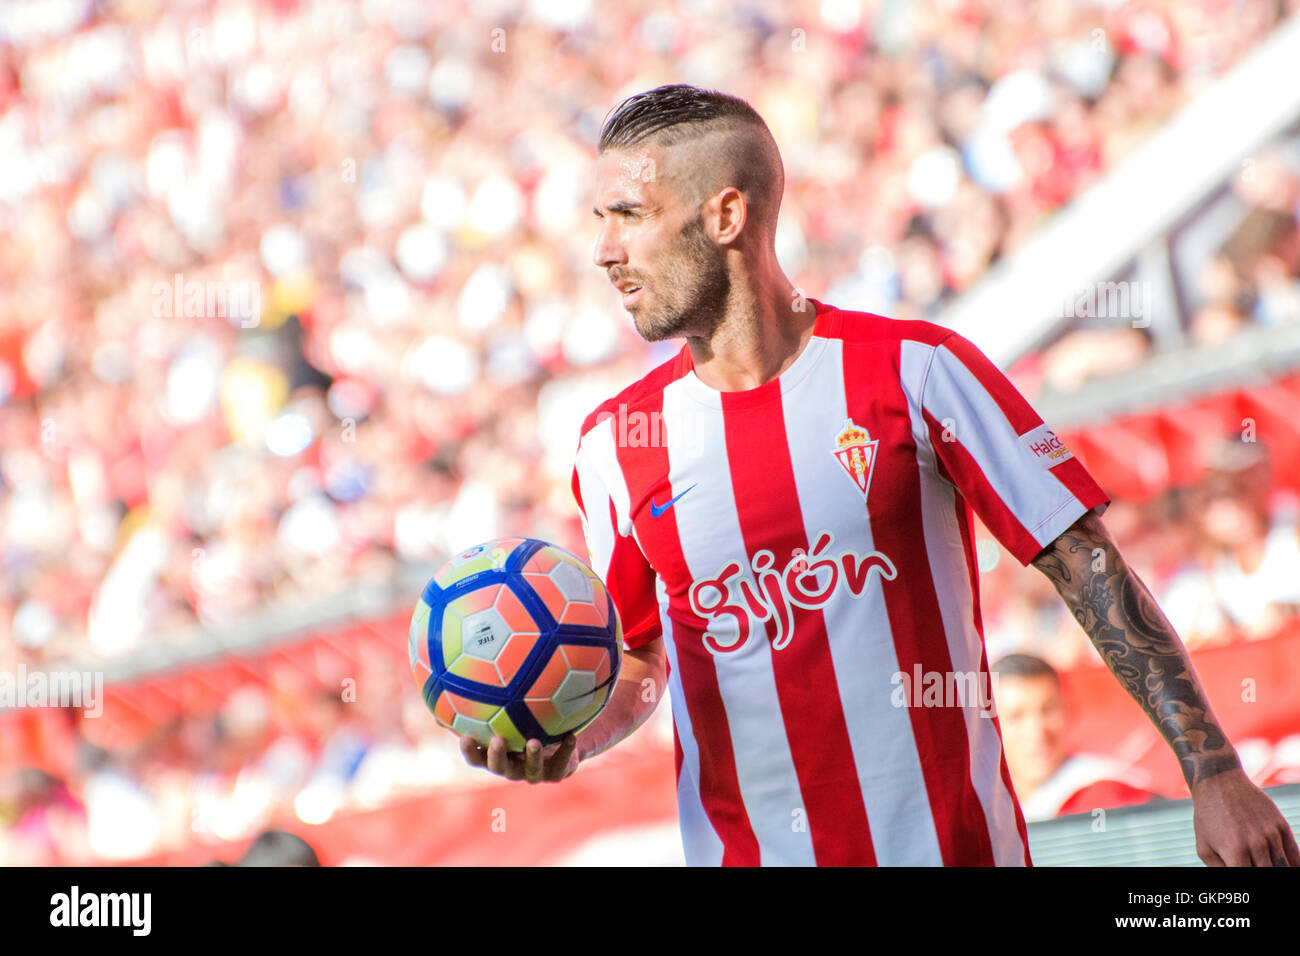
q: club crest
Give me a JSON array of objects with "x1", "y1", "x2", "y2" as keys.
[{"x1": 832, "y1": 419, "x2": 877, "y2": 498}]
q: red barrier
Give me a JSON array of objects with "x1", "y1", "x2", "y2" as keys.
[
  {"x1": 1057, "y1": 371, "x2": 1300, "y2": 503},
  {"x1": 1060, "y1": 623, "x2": 1300, "y2": 796},
  {"x1": 121, "y1": 741, "x2": 680, "y2": 867}
]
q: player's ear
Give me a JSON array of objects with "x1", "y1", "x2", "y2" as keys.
[{"x1": 710, "y1": 186, "x2": 747, "y2": 244}]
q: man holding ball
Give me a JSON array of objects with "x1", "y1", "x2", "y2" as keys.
[{"x1": 460, "y1": 84, "x2": 1298, "y2": 868}]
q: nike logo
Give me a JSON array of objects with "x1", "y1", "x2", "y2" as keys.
[{"x1": 650, "y1": 483, "x2": 697, "y2": 518}]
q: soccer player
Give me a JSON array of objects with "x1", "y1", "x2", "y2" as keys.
[{"x1": 460, "y1": 84, "x2": 1300, "y2": 867}]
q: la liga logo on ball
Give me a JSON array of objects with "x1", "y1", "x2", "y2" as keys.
[{"x1": 410, "y1": 537, "x2": 623, "y2": 751}]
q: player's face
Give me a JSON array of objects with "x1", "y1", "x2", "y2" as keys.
[
  {"x1": 592, "y1": 146, "x2": 729, "y2": 342},
  {"x1": 995, "y1": 675, "x2": 1069, "y2": 793}
]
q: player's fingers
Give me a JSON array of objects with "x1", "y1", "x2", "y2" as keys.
[
  {"x1": 1265, "y1": 824, "x2": 1297, "y2": 867},
  {"x1": 523, "y1": 739, "x2": 543, "y2": 783},
  {"x1": 1198, "y1": 841, "x2": 1226, "y2": 867},
  {"x1": 1283, "y1": 826, "x2": 1300, "y2": 867},
  {"x1": 486, "y1": 735, "x2": 517, "y2": 779},
  {"x1": 460, "y1": 735, "x2": 488, "y2": 768},
  {"x1": 501, "y1": 738, "x2": 535, "y2": 781},
  {"x1": 546, "y1": 734, "x2": 578, "y2": 782},
  {"x1": 1247, "y1": 832, "x2": 1275, "y2": 868},
  {"x1": 1265, "y1": 830, "x2": 1288, "y2": 867}
]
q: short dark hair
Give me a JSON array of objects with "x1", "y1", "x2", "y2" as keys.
[
  {"x1": 991, "y1": 653, "x2": 1060, "y2": 685},
  {"x1": 597, "y1": 84, "x2": 785, "y2": 230},
  {"x1": 598, "y1": 84, "x2": 769, "y2": 153}
]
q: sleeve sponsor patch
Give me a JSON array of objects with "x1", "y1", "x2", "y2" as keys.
[{"x1": 1018, "y1": 423, "x2": 1073, "y2": 468}]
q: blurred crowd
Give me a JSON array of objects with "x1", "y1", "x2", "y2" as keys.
[
  {"x1": 0, "y1": 682, "x2": 481, "y2": 864},
  {"x1": 4, "y1": 0, "x2": 1300, "y2": 863},
  {"x1": 1016, "y1": 143, "x2": 1300, "y2": 393},
  {"x1": 0, "y1": 651, "x2": 679, "y2": 865}
]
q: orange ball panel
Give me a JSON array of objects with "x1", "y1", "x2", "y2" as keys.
[
  {"x1": 433, "y1": 691, "x2": 456, "y2": 728},
  {"x1": 522, "y1": 549, "x2": 561, "y2": 575},
  {"x1": 526, "y1": 651, "x2": 569, "y2": 699},
  {"x1": 444, "y1": 690, "x2": 499, "y2": 722},
  {"x1": 521, "y1": 572, "x2": 565, "y2": 617},
  {"x1": 447, "y1": 654, "x2": 505, "y2": 687},
  {"x1": 494, "y1": 585, "x2": 542, "y2": 634},
  {"x1": 523, "y1": 696, "x2": 564, "y2": 736},
  {"x1": 557, "y1": 600, "x2": 608, "y2": 628},
  {"x1": 497, "y1": 632, "x2": 538, "y2": 684},
  {"x1": 561, "y1": 644, "x2": 609, "y2": 673},
  {"x1": 447, "y1": 586, "x2": 498, "y2": 617}
]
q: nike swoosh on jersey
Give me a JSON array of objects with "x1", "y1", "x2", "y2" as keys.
[{"x1": 650, "y1": 483, "x2": 697, "y2": 517}]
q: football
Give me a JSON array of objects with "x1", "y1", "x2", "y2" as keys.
[{"x1": 409, "y1": 537, "x2": 623, "y2": 751}]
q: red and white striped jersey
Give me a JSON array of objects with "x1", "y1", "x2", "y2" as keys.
[{"x1": 570, "y1": 299, "x2": 1110, "y2": 866}]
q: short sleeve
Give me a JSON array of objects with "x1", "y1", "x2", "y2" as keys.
[
  {"x1": 572, "y1": 422, "x2": 663, "y2": 651},
  {"x1": 917, "y1": 331, "x2": 1111, "y2": 565}
]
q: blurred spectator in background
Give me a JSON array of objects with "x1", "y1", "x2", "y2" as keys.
[
  {"x1": 206, "y1": 827, "x2": 322, "y2": 866},
  {"x1": 993, "y1": 653, "x2": 1161, "y2": 821},
  {"x1": 290, "y1": 688, "x2": 372, "y2": 824},
  {"x1": 0, "y1": 766, "x2": 91, "y2": 865},
  {"x1": 234, "y1": 827, "x2": 322, "y2": 866},
  {"x1": 1163, "y1": 439, "x2": 1300, "y2": 645}
]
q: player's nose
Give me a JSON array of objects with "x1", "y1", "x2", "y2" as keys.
[{"x1": 592, "y1": 223, "x2": 626, "y2": 269}]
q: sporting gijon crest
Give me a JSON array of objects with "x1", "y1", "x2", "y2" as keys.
[{"x1": 832, "y1": 419, "x2": 878, "y2": 498}]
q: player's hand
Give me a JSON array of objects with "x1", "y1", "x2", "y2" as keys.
[
  {"x1": 1190, "y1": 768, "x2": 1300, "y2": 866},
  {"x1": 459, "y1": 733, "x2": 580, "y2": 784}
]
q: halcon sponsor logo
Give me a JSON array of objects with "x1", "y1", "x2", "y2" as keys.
[
  {"x1": 1018, "y1": 423, "x2": 1072, "y2": 468},
  {"x1": 688, "y1": 531, "x2": 897, "y2": 654}
]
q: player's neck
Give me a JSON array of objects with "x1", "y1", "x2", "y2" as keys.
[{"x1": 684, "y1": 265, "x2": 813, "y2": 392}]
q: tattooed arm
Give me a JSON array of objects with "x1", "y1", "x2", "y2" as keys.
[{"x1": 1031, "y1": 509, "x2": 1300, "y2": 867}]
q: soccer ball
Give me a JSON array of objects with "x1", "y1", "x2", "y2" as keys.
[{"x1": 409, "y1": 537, "x2": 623, "y2": 751}]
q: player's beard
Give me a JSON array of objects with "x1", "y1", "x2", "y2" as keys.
[{"x1": 631, "y1": 213, "x2": 730, "y2": 343}]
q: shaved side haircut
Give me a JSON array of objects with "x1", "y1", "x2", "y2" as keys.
[{"x1": 598, "y1": 84, "x2": 785, "y2": 234}]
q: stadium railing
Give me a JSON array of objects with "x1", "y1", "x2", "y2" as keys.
[{"x1": 1028, "y1": 782, "x2": 1300, "y2": 866}]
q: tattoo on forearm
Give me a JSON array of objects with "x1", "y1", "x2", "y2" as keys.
[{"x1": 1033, "y1": 517, "x2": 1239, "y2": 786}]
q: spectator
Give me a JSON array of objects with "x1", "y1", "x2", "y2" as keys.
[
  {"x1": 993, "y1": 653, "x2": 1162, "y2": 821},
  {"x1": 0, "y1": 767, "x2": 91, "y2": 865},
  {"x1": 235, "y1": 828, "x2": 322, "y2": 867},
  {"x1": 1163, "y1": 440, "x2": 1300, "y2": 643}
]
